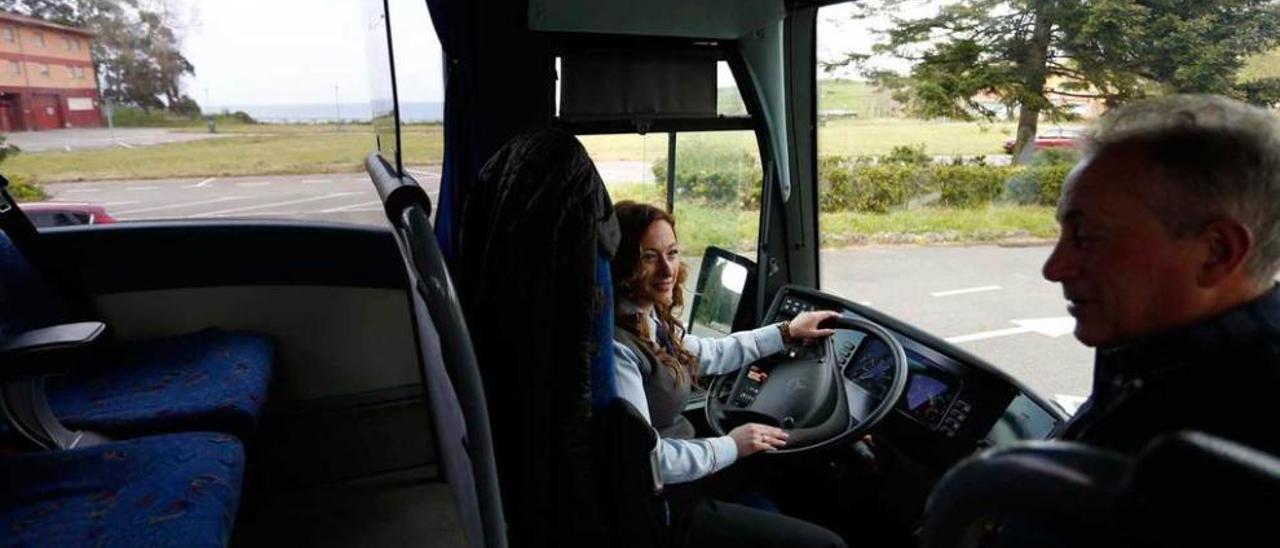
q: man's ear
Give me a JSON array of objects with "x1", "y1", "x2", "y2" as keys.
[{"x1": 1197, "y1": 218, "x2": 1254, "y2": 287}]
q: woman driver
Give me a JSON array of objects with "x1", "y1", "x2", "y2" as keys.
[{"x1": 611, "y1": 201, "x2": 847, "y2": 548}]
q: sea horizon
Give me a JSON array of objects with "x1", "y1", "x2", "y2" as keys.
[{"x1": 212, "y1": 101, "x2": 444, "y2": 124}]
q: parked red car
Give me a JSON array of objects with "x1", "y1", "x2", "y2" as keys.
[
  {"x1": 1002, "y1": 127, "x2": 1082, "y2": 154},
  {"x1": 18, "y1": 202, "x2": 119, "y2": 228}
]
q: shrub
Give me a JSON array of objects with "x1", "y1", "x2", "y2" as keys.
[
  {"x1": 881, "y1": 144, "x2": 933, "y2": 166},
  {"x1": 4, "y1": 174, "x2": 46, "y2": 201},
  {"x1": 1031, "y1": 148, "x2": 1081, "y2": 166},
  {"x1": 652, "y1": 145, "x2": 761, "y2": 209},
  {"x1": 936, "y1": 165, "x2": 1016, "y2": 208},
  {"x1": 819, "y1": 156, "x2": 930, "y2": 213}
]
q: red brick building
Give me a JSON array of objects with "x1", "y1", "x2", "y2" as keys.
[{"x1": 0, "y1": 11, "x2": 101, "y2": 131}]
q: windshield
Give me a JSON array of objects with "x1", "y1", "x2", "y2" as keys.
[
  {"x1": 2, "y1": 0, "x2": 442, "y2": 229},
  {"x1": 812, "y1": 1, "x2": 1280, "y2": 400}
]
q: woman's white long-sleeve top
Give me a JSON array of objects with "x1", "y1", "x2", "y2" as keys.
[{"x1": 612, "y1": 301, "x2": 784, "y2": 484}]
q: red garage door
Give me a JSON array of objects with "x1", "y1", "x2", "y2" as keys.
[{"x1": 30, "y1": 94, "x2": 63, "y2": 130}]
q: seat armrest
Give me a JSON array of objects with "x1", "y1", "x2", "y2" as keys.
[{"x1": 0, "y1": 321, "x2": 106, "y2": 375}]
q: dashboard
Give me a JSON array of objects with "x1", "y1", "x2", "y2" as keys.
[{"x1": 768, "y1": 286, "x2": 1063, "y2": 462}]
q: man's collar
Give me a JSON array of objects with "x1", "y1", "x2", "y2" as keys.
[{"x1": 1098, "y1": 284, "x2": 1280, "y2": 376}]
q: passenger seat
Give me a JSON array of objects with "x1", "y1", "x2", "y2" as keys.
[
  {"x1": 0, "y1": 223, "x2": 272, "y2": 446},
  {"x1": 1, "y1": 432, "x2": 246, "y2": 546}
]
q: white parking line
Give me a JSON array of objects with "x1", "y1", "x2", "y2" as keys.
[
  {"x1": 127, "y1": 186, "x2": 161, "y2": 191},
  {"x1": 114, "y1": 196, "x2": 248, "y2": 216},
  {"x1": 931, "y1": 285, "x2": 1002, "y2": 298},
  {"x1": 945, "y1": 317, "x2": 1074, "y2": 344},
  {"x1": 190, "y1": 192, "x2": 360, "y2": 217},
  {"x1": 236, "y1": 181, "x2": 271, "y2": 187},
  {"x1": 188, "y1": 177, "x2": 217, "y2": 188},
  {"x1": 321, "y1": 200, "x2": 381, "y2": 213}
]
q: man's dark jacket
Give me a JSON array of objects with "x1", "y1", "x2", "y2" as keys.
[{"x1": 1059, "y1": 285, "x2": 1280, "y2": 456}]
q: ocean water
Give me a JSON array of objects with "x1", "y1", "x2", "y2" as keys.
[{"x1": 215, "y1": 101, "x2": 443, "y2": 124}]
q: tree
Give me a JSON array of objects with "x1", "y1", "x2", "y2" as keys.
[
  {"x1": 846, "y1": 1, "x2": 1280, "y2": 163},
  {"x1": 0, "y1": 0, "x2": 197, "y2": 114}
]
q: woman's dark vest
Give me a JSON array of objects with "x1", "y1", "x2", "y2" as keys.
[{"x1": 615, "y1": 328, "x2": 696, "y2": 440}]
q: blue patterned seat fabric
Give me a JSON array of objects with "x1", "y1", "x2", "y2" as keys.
[
  {"x1": 48, "y1": 329, "x2": 274, "y2": 438},
  {"x1": 0, "y1": 228, "x2": 273, "y2": 439},
  {"x1": 0, "y1": 432, "x2": 246, "y2": 547}
]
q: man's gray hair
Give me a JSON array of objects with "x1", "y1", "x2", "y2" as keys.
[{"x1": 1087, "y1": 94, "x2": 1280, "y2": 281}]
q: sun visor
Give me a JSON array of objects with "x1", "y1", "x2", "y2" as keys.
[{"x1": 560, "y1": 51, "x2": 717, "y2": 122}]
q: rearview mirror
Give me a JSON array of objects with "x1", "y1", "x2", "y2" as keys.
[{"x1": 689, "y1": 247, "x2": 756, "y2": 337}]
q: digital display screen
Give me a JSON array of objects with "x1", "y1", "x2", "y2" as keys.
[{"x1": 843, "y1": 337, "x2": 961, "y2": 428}]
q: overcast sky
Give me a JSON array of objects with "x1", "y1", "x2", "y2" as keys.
[
  {"x1": 179, "y1": 0, "x2": 442, "y2": 108},
  {"x1": 175, "y1": 1, "x2": 916, "y2": 108}
]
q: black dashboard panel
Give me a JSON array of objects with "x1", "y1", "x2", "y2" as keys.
[{"x1": 769, "y1": 285, "x2": 1065, "y2": 465}]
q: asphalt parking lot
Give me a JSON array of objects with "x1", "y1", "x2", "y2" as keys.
[{"x1": 4, "y1": 127, "x2": 226, "y2": 152}]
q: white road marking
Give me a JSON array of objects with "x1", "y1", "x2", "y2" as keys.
[
  {"x1": 62, "y1": 188, "x2": 101, "y2": 194},
  {"x1": 189, "y1": 177, "x2": 217, "y2": 188},
  {"x1": 126, "y1": 186, "x2": 161, "y2": 191},
  {"x1": 301, "y1": 179, "x2": 330, "y2": 184},
  {"x1": 190, "y1": 192, "x2": 360, "y2": 217},
  {"x1": 114, "y1": 196, "x2": 248, "y2": 216},
  {"x1": 931, "y1": 285, "x2": 1002, "y2": 298},
  {"x1": 945, "y1": 317, "x2": 1075, "y2": 344},
  {"x1": 236, "y1": 181, "x2": 271, "y2": 187},
  {"x1": 100, "y1": 200, "x2": 141, "y2": 206},
  {"x1": 117, "y1": 141, "x2": 135, "y2": 149},
  {"x1": 321, "y1": 200, "x2": 381, "y2": 213},
  {"x1": 63, "y1": 145, "x2": 72, "y2": 152}
]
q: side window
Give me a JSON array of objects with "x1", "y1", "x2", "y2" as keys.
[
  {"x1": 581, "y1": 130, "x2": 761, "y2": 261},
  {"x1": 2, "y1": 27, "x2": 14, "y2": 43},
  {"x1": 575, "y1": 64, "x2": 762, "y2": 319},
  {"x1": 814, "y1": 3, "x2": 1091, "y2": 400},
  {"x1": 32, "y1": 31, "x2": 44, "y2": 47}
]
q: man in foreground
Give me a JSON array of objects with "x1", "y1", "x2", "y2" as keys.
[{"x1": 1043, "y1": 94, "x2": 1280, "y2": 455}]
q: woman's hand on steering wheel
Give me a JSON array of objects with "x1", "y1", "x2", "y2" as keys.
[
  {"x1": 788, "y1": 310, "x2": 841, "y2": 342},
  {"x1": 728, "y1": 423, "x2": 790, "y2": 456}
]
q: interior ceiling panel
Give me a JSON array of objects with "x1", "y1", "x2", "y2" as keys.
[{"x1": 529, "y1": 0, "x2": 785, "y2": 39}]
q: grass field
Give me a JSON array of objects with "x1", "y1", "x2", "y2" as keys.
[
  {"x1": 576, "y1": 117, "x2": 1015, "y2": 162},
  {"x1": 2, "y1": 123, "x2": 443, "y2": 182},
  {"x1": 3, "y1": 117, "x2": 1013, "y2": 183}
]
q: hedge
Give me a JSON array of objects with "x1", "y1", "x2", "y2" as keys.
[
  {"x1": 651, "y1": 151, "x2": 1072, "y2": 213},
  {"x1": 5, "y1": 174, "x2": 45, "y2": 201}
]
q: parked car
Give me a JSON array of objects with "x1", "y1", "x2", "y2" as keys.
[
  {"x1": 1003, "y1": 126, "x2": 1083, "y2": 154},
  {"x1": 18, "y1": 202, "x2": 118, "y2": 228}
]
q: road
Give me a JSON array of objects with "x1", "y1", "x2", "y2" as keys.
[
  {"x1": 40, "y1": 171, "x2": 1092, "y2": 400},
  {"x1": 818, "y1": 245, "x2": 1091, "y2": 401}
]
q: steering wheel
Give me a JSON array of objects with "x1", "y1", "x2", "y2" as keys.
[{"x1": 705, "y1": 316, "x2": 910, "y2": 454}]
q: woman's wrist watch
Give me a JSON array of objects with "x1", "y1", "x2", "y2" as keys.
[{"x1": 776, "y1": 320, "x2": 794, "y2": 345}]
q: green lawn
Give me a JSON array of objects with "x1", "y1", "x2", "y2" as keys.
[
  {"x1": 3, "y1": 123, "x2": 443, "y2": 182},
  {"x1": 577, "y1": 117, "x2": 1015, "y2": 163}
]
